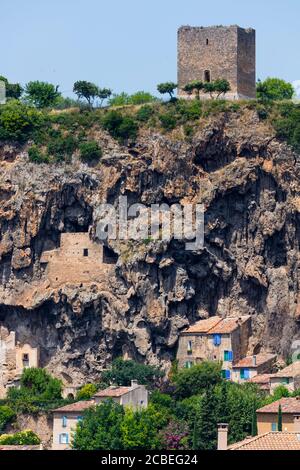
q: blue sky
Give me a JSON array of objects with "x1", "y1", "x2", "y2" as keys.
[{"x1": 1, "y1": 0, "x2": 299, "y2": 97}]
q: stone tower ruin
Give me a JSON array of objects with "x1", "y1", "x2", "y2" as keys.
[{"x1": 178, "y1": 25, "x2": 256, "y2": 100}]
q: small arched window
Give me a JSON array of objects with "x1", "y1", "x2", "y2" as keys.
[
  {"x1": 206, "y1": 38, "x2": 209, "y2": 45},
  {"x1": 204, "y1": 70, "x2": 211, "y2": 83}
]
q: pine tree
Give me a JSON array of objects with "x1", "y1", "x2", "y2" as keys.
[
  {"x1": 197, "y1": 387, "x2": 218, "y2": 450},
  {"x1": 277, "y1": 405, "x2": 283, "y2": 432}
]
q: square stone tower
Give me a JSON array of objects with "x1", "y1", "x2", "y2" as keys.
[{"x1": 178, "y1": 25, "x2": 256, "y2": 100}]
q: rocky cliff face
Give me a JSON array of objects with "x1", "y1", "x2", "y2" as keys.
[{"x1": 0, "y1": 108, "x2": 299, "y2": 385}]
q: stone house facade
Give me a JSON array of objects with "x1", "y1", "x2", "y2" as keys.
[
  {"x1": 0, "y1": 326, "x2": 39, "y2": 398},
  {"x1": 232, "y1": 354, "x2": 277, "y2": 384},
  {"x1": 178, "y1": 25, "x2": 256, "y2": 100},
  {"x1": 40, "y1": 232, "x2": 116, "y2": 287},
  {"x1": 176, "y1": 316, "x2": 251, "y2": 380},
  {"x1": 52, "y1": 381, "x2": 148, "y2": 450},
  {"x1": 269, "y1": 362, "x2": 300, "y2": 393}
]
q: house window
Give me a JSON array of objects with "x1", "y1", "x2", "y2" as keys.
[
  {"x1": 83, "y1": 248, "x2": 89, "y2": 257},
  {"x1": 187, "y1": 340, "x2": 193, "y2": 354},
  {"x1": 185, "y1": 361, "x2": 193, "y2": 369},
  {"x1": 204, "y1": 70, "x2": 211, "y2": 83},
  {"x1": 77, "y1": 416, "x2": 83, "y2": 423},
  {"x1": 59, "y1": 433, "x2": 69, "y2": 444},
  {"x1": 62, "y1": 416, "x2": 67, "y2": 427},
  {"x1": 281, "y1": 378, "x2": 290, "y2": 385},
  {"x1": 240, "y1": 368, "x2": 250, "y2": 380},
  {"x1": 271, "y1": 423, "x2": 277, "y2": 432},
  {"x1": 206, "y1": 39, "x2": 209, "y2": 45},
  {"x1": 213, "y1": 334, "x2": 221, "y2": 347},
  {"x1": 224, "y1": 351, "x2": 233, "y2": 362},
  {"x1": 222, "y1": 370, "x2": 231, "y2": 380},
  {"x1": 22, "y1": 353, "x2": 29, "y2": 368}
]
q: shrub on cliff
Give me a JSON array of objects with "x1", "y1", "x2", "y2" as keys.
[
  {"x1": 272, "y1": 102, "x2": 300, "y2": 153},
  {"x1": 109, "y1": 91, "x2": 158, "y2": 107},
  {"x1": 47, "y1": 134, "x2": 77, "y2": 162},
  {"x1": 76, "y1": 384, "x2": 98, "y2": 400},
  {"x1": 101, "y1": 358, "x2": 163, "y2": 388},
  {"x1": 7, "y1": 368, "x2": 63, "y2": 402},
  {"x1": 0, "y1": 430, "x2": 40, "y2": 445},
  {"x1": 79, "y1": 140, "x2": 102, "y2": 163},
  {"x1": 257, "y1": 78, "x2": 294, "y2": 102},
  {"x1": 102, "y1": 111, "x2": 138, "y2": 143},
  {"x1": 0, "y1": 405, "x2": 16, "y2": 432},
  {"x1": 0, "y1": 100, "x2": 44, "y2": 142},
  {"x1": 172, "y1": 362, "x2": 222, "y2": 399},
  {"x1": 28, "y1": 145, "x2": 50, "y2": 164}
]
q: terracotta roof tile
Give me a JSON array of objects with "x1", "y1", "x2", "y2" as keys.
[
  {"x1": 233, "y1": 354, "x2": 276, "y2": 369},
  {"x1": 93, "y1": 386, "x2": 131, "y2": 398},
  {"x1": 183, "y1": 317, "x2": 222, "y2": 334},
  {"x1": 273, "y1": 361, "x2": 300, "y2": 378},
  {"x1": 249, "y1": 374, "x2": 273, "y2": 384},
  {"x1": 0, "y1": 445, "x2": 41, "y2": 451},
  {"x1": 257, "y1": 397, "x2": 300, "y2": 414},
  {"x1": 53, "y1": 400, "x2": 95, "y2": 413},
  {"x1": 229, "y1": 432, "x2": 300, "y2": 451},
  {"x1": 208, "y1": 316, "x2": 251, "y2": 334}
]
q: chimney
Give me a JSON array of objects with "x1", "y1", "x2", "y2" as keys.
[
  {"x1": 294, "y1": 415, "x2": 300, "y2": 433},
  {"x1": 252, "y1": 355, "x2": 257, "y2": 367},
  {"x1": 131, "y1": 380, "x2": 138, "y2": 388},
  {"x1": 217, "y1": 423, "x2": 228, "y2": 451}
]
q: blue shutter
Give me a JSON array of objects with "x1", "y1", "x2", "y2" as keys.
[
  {"x1": 214, "y1": 334, "x2": 221, "y2": 346},
  {"x1": 244, "y1": 369, "x2": 250, "y2": 380},
  {"x1": 226, "y1": 370, "x2": 231, "y2": 380},
  {"x1": 271, "y1": 423, "x2": 277, "y2": 432},
  {"x1": 228, "y1": 351, "x2": 233, "y2": 362},
  {"x1": 62, "y1": 416, "x2": 67, "y2": 427}
]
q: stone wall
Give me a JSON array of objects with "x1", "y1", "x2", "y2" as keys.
[{"x1": 177, "y1": 25, "x2": 256, "y2": 99}]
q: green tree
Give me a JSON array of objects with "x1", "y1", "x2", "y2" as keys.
[
  {"x1": 197, "y1": 387, "x2": 218, "y2": 450},
  {"x1": 251, "y1": 404, "x2": 258, "y2": 436},
  {"x1": 157, "y1": 82, "x2": 177, "y2": 101},
  {"x1": 72, "y1": 400, "x2": 125, "y2": 450},
  {"x1": 102, "y1": 111, "x2": 138, "y2": 143},
  {"x1": 272, "y1": 385, "x2": 290, "y2": 400},
  {"x1": 172, "y1": 362, "x2": 222, "y2": 399},
  {"x1": 183, "y1": 80, "x2": 204, "y2": 100},
  {"x1": 277, "y1": 404, "x2": 283, "y2": 432},
  {"x1": 0, "y1": 76, "x2": 23, "y2": 100},
  {"x1": 203, "y1": 79, "x2": 231, "y2": 99},
  {"x1": 0, "y1": 430, "x2": 40, "y2": 445},
  {"x1": 7, "y1": 367, "x2": 62, "y2": 401},
  {"x1": 79, "y1": 140, "x2": 102, "y2": 163},
  {"x1": 76, "y1": 383, "x2": 98, "y2": 400},
  {"x1": 24, "y1": 81, "x2": 61, "y2": 108},
  {"x1": 101, "y1": 358, "x2": 163, "y2": 388},
  {"x1": 0, "y1": 405, "x2": 16, "y2": 432},
  {"x1": 73, "y1": 81, "x2": 99, "y2": 107},
  {"x1": 121, "y1": 404, "x2": 167, "y2": 450},
  {"x1": 257, "y1": 78, "x2": 294, "y2": 101},
  {"x1": 97, "y1": 88, "x2": 112, "y2": 107}
]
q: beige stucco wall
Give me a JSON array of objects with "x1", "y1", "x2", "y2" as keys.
[
  {"x1": 94, "y1": 386, "x2": 148, "y2": 409},
  {"x1": 257, "y1": 413, "x2": 295, "y2": 434},
  {"x1": 270, "y1": 377, "x2": 296, "y2": 393},
  {"x1": 52, "y1": 412, "x2": 83, "y2": 450},
  {"x1": 16, "y1": 343, "x2": 39, "y2": 374}
]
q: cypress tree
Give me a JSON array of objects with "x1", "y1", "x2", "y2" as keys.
[
  {"x1": 251, "y1": 404, "x2": 258, "y2": 436},
  {"x1": 277, "y1": 405, "x2": 283, "y2": 432}
]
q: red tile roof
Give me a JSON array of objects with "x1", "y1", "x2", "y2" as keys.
[
  {"x1": 249, "y1": 374, "x2": 272, "y2": 384},
  {"x1": 93, "y1": 386, "x2": 131, "y2": 398},
  {"x1": 183, "y1": 316, "x2": 222, "y2": 334},
  {"x1": 229, "y1": 432, "x2": 300, "y2": 451},
  {"x1": 208, "y1": 316, "x2": 251, "y2": 334},
  {"x1": 272, "y1": 361, "x2": 300, "y2": 378},
  {"x1": 53, "y1": 400, "x2": 95, "y2": 413},
  {"x1": 233, "y1": 354, "x2": 276, "y2": 369},
  {"x1": 0, "y1": 445, "x2": 41, "y2": 451},
  {"x1": 257, "y1": 397, "x2": 300, "y2": 414},
  {"x1": 183, "y1": 315, "x2": 251, "y2": 335}
]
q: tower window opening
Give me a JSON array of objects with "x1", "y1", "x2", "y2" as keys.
[
  {"x1": 22, "y1": 353, "x2": 29, "y2": 368},
  {"x1": 206, "y1": 38, "x2": 209, "y2": 45},
  {"x1": 204, "y1": 70, "x2": 211, "y2": 83},
  {"x1": 83, "y1": 248, "x2": 89, "y2": 257}
]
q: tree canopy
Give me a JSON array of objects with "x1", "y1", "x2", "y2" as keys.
[
  {"x1": 257, "y1": 78, "x2": 294, "y2": 101},
  {"x1": 101, "y1": 358, "x2": 163, "y2": 388},
  {"x1": 24, "y1": 81, "x2": 61, "y2": 108}
]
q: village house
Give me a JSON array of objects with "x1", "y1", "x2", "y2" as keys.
[
  {"x1": 177, "y1": 316, "x2": 251, "y2": 380},
  {"x1": 0, "y1": 326, "x2": 39, "y2": 398},
  {"x1": 256, "y1": 397, "x2": 300, "y2": 434},
  {"x1": 269, "y1": 362, "x2": 300, "y2": 393},
  {"x1": 232, "y1": 354, "x2": 276, "y2": 384},
  {"x1": 52, "y1": 381, "x2": 148, "y2": 450},
  {"x1": 249, "y1": 374, "x2": 273, "y2": 393}
]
